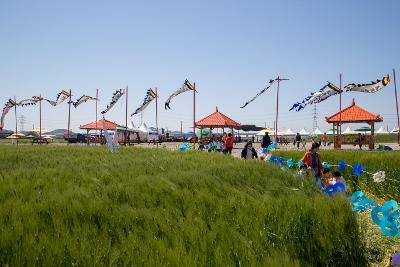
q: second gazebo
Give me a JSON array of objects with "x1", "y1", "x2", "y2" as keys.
[
  {"x1": 325, "y1": 99, "x2": 383, "y2": 149},
  {"x1": 196, "y1": 107, "x2": 241, "y2": 138}
]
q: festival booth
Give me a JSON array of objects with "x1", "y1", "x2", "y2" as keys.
[
  {"x1": 80, "y1": 119, "x2": 140, "y2": 144},
  {"x1": 195, "y1": 107, "x2": 241, "y2": 142},
  {"x1": 325, "y1": 99, "x2": 383, "y2": 149}
]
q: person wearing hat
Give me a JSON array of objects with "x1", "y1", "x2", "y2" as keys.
[{"x1": 301, "y1": 142, "x2": 323, "y2": 181}]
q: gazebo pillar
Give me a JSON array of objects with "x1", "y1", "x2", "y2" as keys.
[{"x1": 369, "y1": 122, "x2": 375, "y2": 149}]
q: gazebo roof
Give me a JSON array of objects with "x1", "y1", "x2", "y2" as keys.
[
  {"x1": 325, "y1": 99, "x2": 383, "y2": 123},
  {"x1": 80, "y1": 119, "x2": 118, "y2": 130},
  {"x1": 196, "y1": 107, "x2": 240, "y2": 128}
]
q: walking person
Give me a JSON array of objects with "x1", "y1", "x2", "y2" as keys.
[
  {"x1": 301, "y1": 142, "x2": 323, "y2": 186},
  {"x1": 241, "y1": 141, "x2": 258, "y2": 160},
  {"x1": 261, "y1": 132, "x2": 271, "y2": 149},
  {"x1": 356, "y1": 133, "x2": 363, "y2": 150},
  {"x1": 322, "y1": 132, "x2": 328, "y2": 146},
  {"x1": 224, "y1": 133, "x2": 234, "y2": 155},
  {"x1": 295, "y1": 133, "x2": 302, "y2": 149}
]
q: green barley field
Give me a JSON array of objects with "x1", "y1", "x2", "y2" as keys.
[{"x1": 0, "y1": 145, "x2": 370, "y2": 266}]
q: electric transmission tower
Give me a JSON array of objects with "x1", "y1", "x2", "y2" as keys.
[
  {"x1": 312, "y1": 103, "x2": 318, "y2": 131},
  {"x1": 19, "y1": 115, "x2": 26, "y2": 132}
]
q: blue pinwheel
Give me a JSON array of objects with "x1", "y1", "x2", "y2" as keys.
[
  {"x1": 286, "y1": 158, "x2": 294, "y2": 168},
  {"x1": 270, "y1": 155, "x2": 277, "y2": 163},
  {"x1": 278, "y1": 157, "x2": 285, "y2": 165},
  {"x1": 322, "y1": 161, "x2": 330, "y2": 169},
  {"x1": 350, "y1": 191, "x2": 376, "y2": 211},
  {"x1": 296, "y1": 160, "x2": 303, "y2": 168},
  {"x1": 338, "y1": 160, "x2": 346, "y2": 172},
  {"x1": 352, "y1": 163, "x2": 364, "y2": 176},
  {"x1": 322, "y1": 182, "x2": 346, "y2": 197},
  {"x1": 371, "y1": 200, "x2": 400, "y2": 237}
]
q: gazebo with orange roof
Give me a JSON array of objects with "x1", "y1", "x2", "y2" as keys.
[
  {"x1": 196, "y1": 107, "x2": 241, "y2": 138},
  {"x1": 325, "y1": 99, "x2": 383, "y2": 149}
]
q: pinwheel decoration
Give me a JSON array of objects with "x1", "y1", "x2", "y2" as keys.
[
  {"x1": 350, "y1": 191, "x2": 376, "y2": 212},
  {"x1": 372, "y1": 171, "x2": 386, "y2": 183},
  {"x1": 278, "y1": 157, "x2": 285, "y2": 165},
  {"x1": 297, "y1": 160, "x2": 303, "y2": 168},
  {"x1": 352, "y1": 163, "x2": 364, "y2": 176},
  {"x1": 286, "y1": 158, "x2": 294, "y2": 168},
  {"x1": 338, "y1": 160, "x2": 346, "y2": 172},
  {"x1": 322, "y1": 182, "x2": 346, "y2": 197},
  {"x1": 392, "y1": 252, "x2": 400, "y2": 266},
  {"x1": 322, "y1": 161, "x2": 330, "y2": 169},
  {"x1": 270, "y1": 155, "x2": 277, "y2": 163},
  {"x1": 371, "y1": 200, "x2": 400, "y2": 237}
]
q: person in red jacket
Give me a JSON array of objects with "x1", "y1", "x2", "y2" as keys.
[
  {"x1": 301, "y1": 142, "x2": 323, "y2": 185},
  {"x1": 224, "y1": 133, "x2": 234, "y2": 155}
]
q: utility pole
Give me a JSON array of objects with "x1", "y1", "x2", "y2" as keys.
[
  {"x1": 312, "y1": 103, "x2": 318, "y2": 131},
  {"x1": 19, "y1": 115, "x2": 26, "y2": 132}
]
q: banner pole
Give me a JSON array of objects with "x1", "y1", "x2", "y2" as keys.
[
  {"x1": 393, "y1": 69, "x2": 400, "y2": 144},
  {"x1": 14, "y1": 96, "x2": 18, "y2": 145},
  {"x1": 67, "y1": 89, "x2": 72, "y2": 144},
  {"x1": 193, "y1": 82, "x2": 196, "y2": 149},
  {"x1": 39, "y1": 94, "x2": 42, "y2": 140},
  {"x1": 275, "y1": 76, "x2": 280, "y2": 142},
  {"x1": 95, "y1": 88, "x2": 98, "y2": 146},
  {"x1": 339, "y1": 73, "x2": 342, "y2": 149},
  {"x1": 125, "y1": 86, "x2": 128, "y2": 145},
  {"x1": 156, "y1": 87, "x2": 159, "y2": 148}
]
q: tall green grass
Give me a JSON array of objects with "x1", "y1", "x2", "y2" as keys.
[
  {"x1": 0, "y1": 146, "x2": 367, "y2": 266},
  {"x1": 272, "y1": 150, "x2": 400, "y2": 201}
]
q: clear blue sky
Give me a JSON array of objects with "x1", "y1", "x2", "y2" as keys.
[{"x1": 1, "y1": 0, "x2": 399, "y2": 132}]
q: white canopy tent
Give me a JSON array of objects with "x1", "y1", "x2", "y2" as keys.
[
  {"x1": 376, "y1": 126, "x2": 389, "y2": 134},
  {"x1": 256, "y1": 128, "x2": 275, "y2": 136},
  {"x1": 390, "y1": 127, "x2": 399, "y2": 134},
  {"x1": 282, "y1": 128, "x2": 295, "y2": 136},
  {"x1": 299, "y1": 128, "x2": 309, "y2": 136},
  {"x1": 311, "y1": 128, "x2": 323, "y2": 136},
  {"x1": 342, "y1": 127, "x2": 356, "y2": 135}
]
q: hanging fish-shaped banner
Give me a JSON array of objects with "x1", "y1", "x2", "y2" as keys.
[
  {"x1": 289, "y1": 82, "x2": 341, "y2": 112},
  {"x1": 17, "y1": 98, "x2": 40, "y2": 107},
  {"x1": 165, "y1": 80, "x2": 194, "y2": 110},
  {"x1": 101, "y1": 88, "x2": 125, "y2": 114},
  {"x1": 240, "y1": 78, "x2": 277, "y2": 108},
  {"x1": 345, "y1": 75, "x2": 390, "y2": 93},
  {"x1": 72, "y1": 95, "x2": 97, "y2": 108},
  {"x1": 0, "y1": 99, "x2": 17, "y2": 130},
  {"x1": 131, "y1": 88, "x2": 157, "y2": 116}
]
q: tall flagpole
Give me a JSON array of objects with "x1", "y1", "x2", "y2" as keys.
[
  {"x1": 39, "y1": 94, "x2": 42, "y2": 140},
  {"x1": 193, "y1": 82, "x2": 196, "y2": 148},
  {"x1": 275, "y1": 77, "x2": 280, "y2": 142},
  {"x1": 339, "y1": 73, "x2": 342, "y2": 149},
  {"x1": 274, "y1": 76, "x2": 289, "y2": 142},
  {"x1": 155, "y1": 87, "x2": 159, "y2": 148},
  {"x1": 67, "y1": 89, "x2": 72, "y2": 144},
  {"x1": 14, "y1": 96, "x2": 18, "y2": 145},
  {"x1": 95, "y1": 88, "x2": 98, "y2": 146},
  {"x1": 125, "y1": 86, "x2": 128, "y2": 145},
  {"x1": 393, "y1": 69, "x2": 400, "y2": 144}
]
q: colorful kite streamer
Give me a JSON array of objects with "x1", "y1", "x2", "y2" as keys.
[
  {"x1": 289, "y1": 82, "x2": 341, "y2": 112},
  {"x1": 131, "y1": 88, "x2": 157, "y2": 116},
  {"x1": 0, "y1": 99, "x2": 17, "y2": 130},
  {"x1": 240, "y1": 78, "x2": 277, "y2": 108},
  {"x1": 345, "y1": 75, "x2": 390, "y2": 93},
  {"x1": 165, "y1": 80, "x2": 195, "y2": 110},
  {"x1": 101, "y1": 88, "x2": 125, "y2": 114},
  {"x1": 72, "y1": 95, "x2": 97, "y2": 108}
]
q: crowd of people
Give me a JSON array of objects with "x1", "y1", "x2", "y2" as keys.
[{"x1": 198, "y1": 133, "x2": 234, "y2": 154}]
